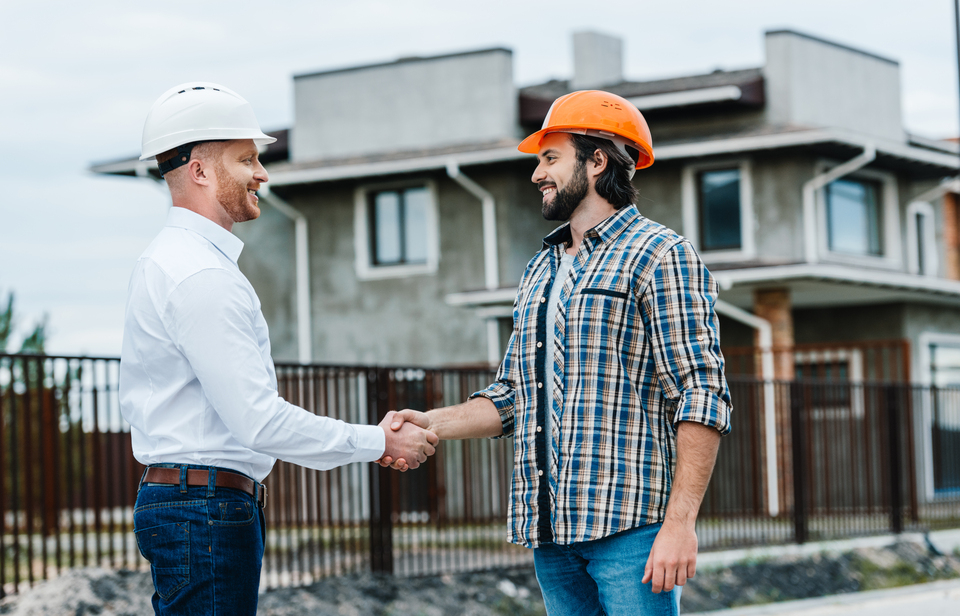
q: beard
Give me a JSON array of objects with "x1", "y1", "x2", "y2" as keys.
[
  {"x1": 215, "y1": 159, "x2": 259, "y2": 223},
  {"x1": 542, "y1": 159, "x2": 588, "y2": 221}
]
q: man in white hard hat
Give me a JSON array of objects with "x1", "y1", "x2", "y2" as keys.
[
  {"x1": 383, "y1": 90, "x2": 731, "y2": 615},
  {"x1": 121, "y1": 83, "x2": 439, "y2": 615}
]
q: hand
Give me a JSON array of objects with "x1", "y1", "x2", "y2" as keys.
[
  {"x1": 378, "y1": 410, "x2": 433, "y2": 469},
  {"x1": 641, "y1": 519, "x2": 698, "y2": 594},
  {"x1": 377, "y1": 411, "x2": 438, "y2": 471}
]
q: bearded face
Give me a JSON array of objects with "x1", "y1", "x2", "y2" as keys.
[
  {"x1": 542, "y1": 157, "x2": 589, "y2": 222},
  {"x1": 214, "y1": 156, "x2": 260, "y2": 223}
]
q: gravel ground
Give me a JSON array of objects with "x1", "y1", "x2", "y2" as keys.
[{"x1": 1, "y1": 540, "x2": 957, "y2": 615}]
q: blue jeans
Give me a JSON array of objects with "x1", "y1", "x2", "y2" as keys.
[
  {"x1": 134, "y1": 465, "x2": 265, "y2": 615},
  {"x1": 534, "y1": 523, "x2": 682, "y2": 616}
]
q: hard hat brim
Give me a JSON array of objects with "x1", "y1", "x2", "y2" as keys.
[
  {"x1": 140, "y1": 131, "x2": 277, "y2": 161},
  {"x1": 518, "y1": 127, "x2": 655, "y2": 170}
]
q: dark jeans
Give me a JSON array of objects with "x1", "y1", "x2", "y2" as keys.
[
  {"x1": 533, "y1": 523, "x2": 682, "y2": 616},
  {"x1": 134, "y1": 464, "x2": 265, "y2": 615}
]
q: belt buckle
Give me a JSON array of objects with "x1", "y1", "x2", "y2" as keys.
[{"x1": 258, "y1": 483, "x2": 267, "y2": 510}]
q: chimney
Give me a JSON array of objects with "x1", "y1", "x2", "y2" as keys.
[{"x1": 572, "y1": 31, "x2": 623, "y2": 90}]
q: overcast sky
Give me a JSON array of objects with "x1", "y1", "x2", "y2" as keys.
[{"x1": 2, "y1": 0, "x2": 958, "y2": 356}]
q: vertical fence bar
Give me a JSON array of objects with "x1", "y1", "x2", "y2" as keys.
[
  {"x1": 790, "y1": 382, "x2": 808, "y2": 544},
  {"x1": 368, "y1": 368, "x2": 393, "y2": 574},
  {"x1": 0, "y1": 360, "x2": 6, "y2": 592},
  {"x1": 886, "y1": 385, "x2": 904, "y2": 535}
]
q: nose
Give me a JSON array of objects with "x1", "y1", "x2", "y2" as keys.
[
  {"x1": 531, "y1": 160, "x2": 547, "y2": 184},
  {"x1": 254, "y1": 159, "x2": 269, "y2": 183}
]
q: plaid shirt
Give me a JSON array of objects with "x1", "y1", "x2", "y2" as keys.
[{"x1": 472, "y1": 205, "x2": 732, "y2": 549}]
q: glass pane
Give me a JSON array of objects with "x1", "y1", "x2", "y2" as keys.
[
  {"x1": 699, "y1": 169, "x2": 741, "y2": 251},
  {"x1": 827, "y1": 179, "x2": 881, "y2": 255},
  {"x1": 403, "y1": 187, "x2": 429, "y2": 264},
  {"x1": 373, "y1": 191, "x2": 402, "y2": 264},
  {"x1": 932, "y1": 344, "x2": 960, "y2": 388},
  {"x1": 916, "y1": 212, "x2": 926, "y2": 275}
]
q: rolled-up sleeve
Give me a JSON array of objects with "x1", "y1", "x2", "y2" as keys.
[
  {"x1": 639, "y1": 240, "x2": 732, "y2": 435},
  {"x1": 470, "y1": 299, "x2": 523, "y2": 437},
  {"x1": 167, "y1": 269, "x2": 385, "y2": 470}
]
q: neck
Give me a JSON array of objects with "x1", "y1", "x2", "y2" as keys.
[
  {"x1": 566, "y1": 193, "x2": 617, "y2": 254},
  {"x1": 171, "y1": 196, "x2": 234, "y2": 232}
]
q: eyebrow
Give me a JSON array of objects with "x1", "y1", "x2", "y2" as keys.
[{"x1": 539, "y1": 148, "x2": 561, "y2": 157}]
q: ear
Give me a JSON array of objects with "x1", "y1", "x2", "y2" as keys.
[
  {"x1": 587, "y1": 148, "x2": 608, "y2": 179},
  {"x1": 185, "y1": 158, "x2": 213, "y2": 188}
]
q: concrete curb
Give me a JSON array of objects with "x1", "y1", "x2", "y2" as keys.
[
  {"x1": 696, "y1": 528, "x2": 960, "y2": 570},
  {"x1": 691, "y1": 578, "x2": 960, "y2": 615}
]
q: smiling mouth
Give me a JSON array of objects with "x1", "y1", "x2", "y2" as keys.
[
  {"x1": 248, "y1": 189, "x2": 259, "y2": 202},
  {"x1": 540, "y1": 185, "x2": 557, "y2": 198}
]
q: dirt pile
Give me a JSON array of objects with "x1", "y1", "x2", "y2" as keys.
[{"x1": 1, "y1": 539, "x2": 957, "y2": 615}]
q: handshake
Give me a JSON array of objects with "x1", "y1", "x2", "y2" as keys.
[{"x1": 376, "y1": 409, "x2": 435, "y2": 471}]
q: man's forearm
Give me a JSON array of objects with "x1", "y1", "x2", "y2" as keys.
[
  {"x1": 664, "y1": 421, "x2": 721, "y2": 524},
  {"x1": 425, "y1": 396, "x2": 503, "y2": 440}
]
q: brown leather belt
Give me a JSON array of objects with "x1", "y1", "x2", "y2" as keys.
[{"x1": 142, "y1": 467, "x2": 267, "y2": 509}]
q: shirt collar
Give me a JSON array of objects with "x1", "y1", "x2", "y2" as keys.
[
  {"x1": 165, "y1": 207, "x2": 244, "y2": 264},
  {"x1": 541, "y1": 204, "x2": 641, "y2": 250}
]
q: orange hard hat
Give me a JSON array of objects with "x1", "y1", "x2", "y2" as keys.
[{"x1": 518, "y1": 90, "x2": 654, "y2": 171}]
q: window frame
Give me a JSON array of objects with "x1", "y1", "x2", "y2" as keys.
[
  {"x1": 917, "y1": 332, "x2": 960, "y2": 499},
  {"x1": 906, "y1": 200, "x2": 938, "y2": 277},
  {"x1": 681, "y1": 158, "x2": 755, "y2": 263},
  {"x1": 354, "y1": 179, "x2": 439, "y2": 280},
  {"x1": 816, "y1": 163, "x2": 902, "y2": 269}
]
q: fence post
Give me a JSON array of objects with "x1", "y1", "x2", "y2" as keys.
[
  {"x1": 368, "y1": 368, "x2": 394, "y2": 574},
  {"x1": 886, "y1": 385, "x2": 904, "y2": 535},
  {"x1": 790, "y1": 382, "x2": 808, "y2": 544}
]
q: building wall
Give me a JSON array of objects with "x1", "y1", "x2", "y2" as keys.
[
  {"x1": 235, "y1": 202, "x2": 298, "y2": 362},
  {"x1": 764, "y1": 30, "x2": 904, "y2": 142},
  {"x1": 292, "y1": 49, "x2": 518, "y2": 162}
]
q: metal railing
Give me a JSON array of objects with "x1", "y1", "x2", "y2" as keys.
[{"x1": 1, "y1": 353, "x2": 959, "y2": 596}]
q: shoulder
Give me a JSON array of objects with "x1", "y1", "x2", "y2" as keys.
[
  {"x1": 140, "y1": 227, "x2": 230, "y2": 285},
  {"x1": 622, "y1": 215, "x2": 687, "y2": 257}
]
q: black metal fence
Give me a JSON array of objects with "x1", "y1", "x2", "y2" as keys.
[{"x1": 1, "y1": 353, "x2": 959, "y2": 596}]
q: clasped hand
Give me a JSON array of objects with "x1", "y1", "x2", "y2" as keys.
[
  {"x1": 377, "y1": 410, "x2": 437, "y2": 471},
  {"x1": 377, "y1": 409, "x2": 433, "y2": 471}
]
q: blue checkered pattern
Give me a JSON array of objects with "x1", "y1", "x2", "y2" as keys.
[{"x1": 471, "y1": 205, "x2": 732, "y2": 549}]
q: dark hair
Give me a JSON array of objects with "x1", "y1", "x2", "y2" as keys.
[{"x1": 569, "y1": 134, "x2": 638, "y2": 209}]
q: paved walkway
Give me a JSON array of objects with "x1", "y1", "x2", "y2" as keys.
[{"x1": 694, "y1": 579, "x2": 960, "y2": 615}]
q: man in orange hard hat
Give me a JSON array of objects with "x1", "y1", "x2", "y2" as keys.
[{"x1": 385, "y1": 90, "x2": 731, "y2": 615}]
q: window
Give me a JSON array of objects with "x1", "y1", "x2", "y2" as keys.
[
  {"x1": 907, "y1": 201, "x2": 937, "y2": 276},
  {"x1": 826, "y1": 178, "x2": 882, "y2": 256},
  {"x1": 354, "y1": 181, "x2": 439, "y2": 280},
  {"x1": 368, "y1": 187, "x2": 430, "y2": 266},
  {"x1": 698, "y1": 169, "x2": 742, "y2": 251},
  {"x1": 930, "y1": 343, "x2": 960, "y2": 492},
  {"x1": 681, "y1": 159, "x2": 754, "y2": 262}
]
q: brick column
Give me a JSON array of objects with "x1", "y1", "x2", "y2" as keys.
[
  {"x1": 752, "y1": 288, "x2": 795, "y2": 380},
  {"x1": 753, "y1": 287, "x2": 795, "y2": 516},
  {"x1": 943, "y1": 193, "x2": 960, "y2": 281}
]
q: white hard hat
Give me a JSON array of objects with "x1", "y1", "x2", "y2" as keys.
[{"x1": 139, "y1": 82, "x2": 276, "y2": 169}]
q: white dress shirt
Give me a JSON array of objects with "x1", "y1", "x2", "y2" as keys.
[{"x1": 120, "y1": 207, "x2": 384, "y2": 481}]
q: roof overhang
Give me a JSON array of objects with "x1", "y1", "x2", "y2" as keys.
[
  {"x1": 447, "y1": 264, "x2": 960, "y2": 312},
  {"x1": 90, "y1": 127, "x2": 960, "y2": 186},
  {"x1": 264, "y1": 127, "x2": 958, "y2": 187},
  {"x1": 627, "y1": 85, "x2": 746, "y2": 111}
]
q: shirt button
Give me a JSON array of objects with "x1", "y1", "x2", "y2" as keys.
[
  {"x1": 697, "y1": 336, "x2": 705, "y2": 341},
  {"x1": 537, "y1": 342, "x2": 543, "y2": 348},
  {"x1": 537, "y1": 382, "x2": 543, "y2": 389},
  {"x1": 538, "y1": 470, "x2": 543, "y2": 476},
  {"x1": 540, "y1": 297, "x2": 546, "y2": 303},
  {"x1": 536, "y1": 426, "x2": 542, "y2": 432}
]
